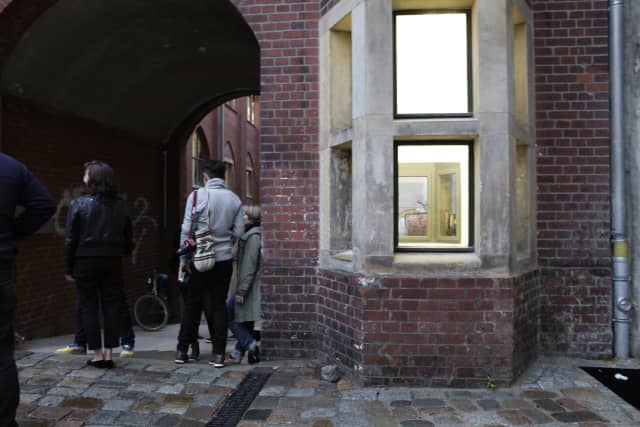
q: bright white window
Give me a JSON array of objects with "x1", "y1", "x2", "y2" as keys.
[{"x1": 394, "y1": 12, "x2": 470, "y2": 116}]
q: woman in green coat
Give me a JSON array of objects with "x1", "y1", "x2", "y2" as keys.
[{"x1": 227, "y1": 205, "x2": 262, "y2": 364}]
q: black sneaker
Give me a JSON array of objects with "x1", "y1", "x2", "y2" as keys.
[
  {"x1": 174, "y1": 349, "x2": 189, "y2": 364},
  {"x1": 189, "y1": 341, "x2": 200, "y2": 361},
  {"x1": 209, "y1": 353, "x2": 224, "y2": 368},
  {"x1": 248, "y1": 346, "x2": 260, "y2": 364}
]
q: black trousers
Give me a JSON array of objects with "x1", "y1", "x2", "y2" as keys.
[
  {"x1": 74, "y1": 257, "x2": 124, "y2": 350},
  {"x1": 178, "y1": 260, "x2": 232, "y2": 355},
  {"x1": 0, "y1": 268, "x2": 18, "y2": 427}
]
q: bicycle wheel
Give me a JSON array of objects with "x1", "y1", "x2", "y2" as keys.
[{"x1": 134, "y1": 294, "x2": 168, "y2": 331}]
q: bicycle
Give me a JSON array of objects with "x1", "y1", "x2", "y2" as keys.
[{"x1": 134, "y1": 269, "x2": 170, "y2": 331}]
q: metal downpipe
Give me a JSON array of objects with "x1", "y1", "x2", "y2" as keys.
[{"x1": 609, "y1": 0, "x2": 631, "y2": 359}]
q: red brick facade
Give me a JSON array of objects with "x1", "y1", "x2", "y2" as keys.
[
  {"x1": 0, "y1": 0, "x2": 615, "y2": 386},
  {"x1": 532, "y1": 0, "x2": 612, "y2": 356}
]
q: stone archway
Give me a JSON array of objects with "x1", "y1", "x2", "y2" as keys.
[{"x1": 0, "y1": 0, "x2": 260, "y2": 143}]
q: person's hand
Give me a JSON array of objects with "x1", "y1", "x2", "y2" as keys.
[
  {"x1": 64, "y1": 274, "x2": 76, "y2": 284},
  {"x1": 180, "y1": 264, "x2": 192, "y2": 275},
  {"x1": 235, "y1": 295, "x2": 245, "y2": 305}
]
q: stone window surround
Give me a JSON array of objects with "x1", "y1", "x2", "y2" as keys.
[{"x1": 319, "y1": 0, "x2": 536, "y2": 276}]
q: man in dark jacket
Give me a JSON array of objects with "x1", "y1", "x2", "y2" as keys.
[{"x1": 0, "y1": 153, "x2": 55, "y2": 427}]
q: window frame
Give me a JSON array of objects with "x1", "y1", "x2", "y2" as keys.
[
  {"x1": 392, "y1": 9, "x2": 473, "y2": 119},
  {"x1": 394, "y1": 140, "x2": 475, "y2": 252}
]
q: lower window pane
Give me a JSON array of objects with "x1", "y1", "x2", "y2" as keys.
[{"x1": 397, "y1": 144, "x2": 470, "y2": 249}]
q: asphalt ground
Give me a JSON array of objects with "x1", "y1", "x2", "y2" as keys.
[{"x1": 14, "y1": 323, "x2": 640, "y2": 426}]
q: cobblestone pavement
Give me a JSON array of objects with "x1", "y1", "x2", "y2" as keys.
[{"x1": 15, "y1": 348, "x2": 640, "y2": 427}]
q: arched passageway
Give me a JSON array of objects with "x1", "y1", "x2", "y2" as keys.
[
  {"x1": 0, "y1": 0, "x2": 260, "y2": 338},
  {"x1": 0, "y1": 0, "x2": 260, "y2": 142}
]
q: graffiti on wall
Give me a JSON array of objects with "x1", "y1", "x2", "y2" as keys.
[{"x1": 52, "y1": 186, "x2": 159, "y2": 265}]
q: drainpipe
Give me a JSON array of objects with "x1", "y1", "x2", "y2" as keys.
[{"x1": 609, "y1": 0, "x2": 632, "y2": 359}]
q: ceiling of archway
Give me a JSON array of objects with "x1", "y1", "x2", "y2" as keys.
[{"x1": 0, "y1": 0, "x2": 260, "y2": 143}]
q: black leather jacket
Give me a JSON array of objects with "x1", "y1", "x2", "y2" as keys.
[{"x1": 63, "y1": 195, "x2": 134, "y2": 275}]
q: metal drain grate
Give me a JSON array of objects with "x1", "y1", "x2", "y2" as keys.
[{"x1": 206, "y1": 370, "x2": 273, "y2": 427}]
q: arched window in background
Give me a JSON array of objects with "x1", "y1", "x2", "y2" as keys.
[
  {"x1": 192, "y1": 127, "x2": 209, "y2": 188},
  {"x1": 245, "y1": 153, "x2": 254, "y2": 199}
]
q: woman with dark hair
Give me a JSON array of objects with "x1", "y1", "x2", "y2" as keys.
[{"x1": 64, "y1": 161, "x2": 134, "y2": 368}]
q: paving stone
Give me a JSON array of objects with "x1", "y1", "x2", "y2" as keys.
[
  {"x1": 267, "y1": 408, "x2": 297, "y2": 424},
  {"x1": 278, "y1": 397, "x2": 310, "y2": 409},
  {"x1": 132, "y1": 400, "x2": 160, "y2": 413},
  {"x1": 390, "y1": 400, "x2": 413, "y2": 407},
  {"x1": 82, "y1": 386, "x2": 119, "y2": 399},
  {"x1": 15, "y1": 403, "x2": 37, "y2": 419},
  {"x1": 55, "y1": 420, "x2": 84, "y2": 427},
  {"x1": 432, "y1": 415, "x2": 465, "y2": 426},
  {"x1": 127, "y1": 383, "x2": 159, "y2": 393},
  {"x1": 157, "y1": 383, "x2": 185, "y2": 394},
  {"x1": 391, "y1": 405, "x2": 418, "y2": 421},
  {"x1": 28, "y1": 376, "x2": 60, "y2": 386},
  {"x1": 286, "y1": 387, "x2": 315, "y2": 397},
  {"x1": 414, "y1": 398, "x2": 446, "y2": 408},
  {"x1": 519, "y1": 390, "x2": 557, "y2": 400},
  {"x1": 243, "y1": 409, "x2": 273, "y2": 421},
  {"x1": 497, "y1": 410, "x2": 532, "y2": 425},
  {"x1": 300, "y1": 407, "x2": 338, "y2": 419},
  {"x1": 520, "y1": 408, "x2": 554, "y2": 424},
  {"x1": 155, "y1": 414, "x2": 183, "y2": 426},
  {"x1": 533, "y1": 398, "x2": 565, "y2": 412},
  {"x1": 13, "y1": 419, "x2": 50, "y2": 427},
  {"x1": 63, "y1": 397, "x2": 102, "y2": 410},
  {"x1": 116, "y1": 411, "x2": 154, "y2": 425},
  {"x1": 102, "y1": 399, "x2": 134, "y2": 411},
  {"x1": 259, "y1": 385, "x2": 286, "y2": 396},
  {"x1": 194, "y1": 393, "x2": 224, "y2": 407},
  {"x1": 29, "y1": 406, "x2": 72, "y2": 421},
  {"x1": 249, "y1": 395, "x2": 279, "y2": 409},
  {"x1": 179, "y1": 419, "x2": 209, "y2": 427},
  {"x1": 560, "y1": 387, "x2": 607, "y2": 402},
  {"x1": 87, "y1": 409, "x2": 120, "y2": 424},
  {"x1": 184, "y1": 405, "x2": 215, "y2": 421},
  {"x1": 59, "y1": 376, "x2": 93, "y2": 388},
  {"x1": 67, "y1": 368, "x2": 105, "y2": 379},
  {"x1": 378, "y1": 389, "x2": 412, "y2": 401},
  {"x1": 400, "y1": 421, "x2": 434, "y2": 427},
  {"x1": 557, "y1": 398, "x2": 589, "y2": 411},
  {"x1": 417, "y1": 406, "x2": 454, "y2": 417},
  {"x1": 21, "y1": 385, "x2": 51, "y2": 394},
  {"x1": 310, "y1": 420, "x2": 334, "y2": 427},
  {"x1": 449, "y1": 398, "x2": 477, "y2": 412},
  {"x1": 47, "y1": 387, "x2": 84, "y2": 397},
  {"x1": 500, "y1": 398, "x2": 534, "y2": 410},
  {"x1": 36, "y1": 395, "x2": 65, "y2": 407},
  {"x1": 20, "y1": 393, "x2": 42, "y2": 404},
  {"x1": 341, "y1": 389, "x2": 380, "y2": 401},
  {"x1": 551, "y1": 411, "x2": 605, "y2": 423},
  {"x1": 337, "y1": 413, "x2": 371, "y2": 427},
  {"x1": 214, "y1": 375, "x2": 243, "y2": 388}
]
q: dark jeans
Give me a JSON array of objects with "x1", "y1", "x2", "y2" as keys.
[
  {"x1": 74, "y1": 257, "x2": 125, "y2": 350},
  {"x1": 74, "y1": 287, "x2": 135, "y2": 348},
  {"x1": 178, "y1": 260, "x2": 232, "y2": 355},
  {"x1": 0, "y1": 269, "x2": 18, "y2": 427},
  {"x1": 226, "y1": 298, "x2": 255, "y2": 352}
]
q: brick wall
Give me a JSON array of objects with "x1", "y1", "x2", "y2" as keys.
[
  {"x1": 3, "y1": 97, "x2": 166, "y2": 338},
  {"x1": 316, "y1": 270, "x2": 538, "y2": 387},
  {"x1": 232, "y1": 0, "x2": 322, "y2": 358},
  {"x1": 532, "y1": 0, "x2": 613, "y2": 357}
]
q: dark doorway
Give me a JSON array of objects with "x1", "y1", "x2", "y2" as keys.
[{"x1": 581, "y1": 366, "x2": 640, "y2": 410}]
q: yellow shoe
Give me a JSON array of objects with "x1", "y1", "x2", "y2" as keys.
[{"x1": 55, "y1": 344, "x2": 86, "y2": 354}]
